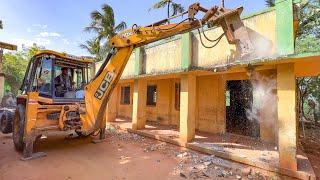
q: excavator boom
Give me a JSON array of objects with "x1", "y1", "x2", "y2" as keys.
[{"x1": 81, "y1": 2, "x2": 254, "y2": 133}]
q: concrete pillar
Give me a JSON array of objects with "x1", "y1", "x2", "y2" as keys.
[
  {"x1": 277, "y1": 63, "x2": 297, "y2": 171},
  {"x1": 106, "y1": 86, "x2": 119, "y2": 122},
  {"x1": 132, "y1": 79, "x2": 147, "y2": 130},
  {"x1": 179, "y1": 74, "x2": 196, "y2": 142}
]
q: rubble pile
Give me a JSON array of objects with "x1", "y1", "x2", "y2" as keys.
[{"x1": 106, "y1": 125, "x2": 281, "y2": 179}]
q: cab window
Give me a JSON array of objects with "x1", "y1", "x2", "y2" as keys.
[
  {"x1": 31, "y1": 58, "x2": 53, "y2": 97},
  {"x1": 39, "y1": 58, "x2": 53, "y2": 96}
]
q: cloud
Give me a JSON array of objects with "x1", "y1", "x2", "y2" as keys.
[
  {"x1": 62, "y1": 38, "x2": 70, "y2": 45},
  {"x1": 38, "y1": 32, "x2": 61, "y2": 38},
  {"x1": 12, "y1": 37, "x2": 51, "y2": 49},
  {"x1": 32, "y1": 24, "x2": 48, "y2": 29},
  {"x1": 26, "y1": 24, "x2": 48, "y2": 33},
  {"x1": 34, "y1": 38, "x2": 51, "y2": 45}
]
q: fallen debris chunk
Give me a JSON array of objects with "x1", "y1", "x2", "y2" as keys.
[
  {"x1": 177, "y1": 152, "x2": 188, "y2": 158},
  {"x1": 180, "y1": 172, "x2": 187, "y2": 178}
]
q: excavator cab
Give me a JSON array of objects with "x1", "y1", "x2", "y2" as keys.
[{"x1": 20, "y1": 50, "x2": 94, "y2": 101}]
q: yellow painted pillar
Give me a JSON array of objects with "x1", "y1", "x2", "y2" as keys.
[
  {"x1": 179, "y1": 74, "x2": 196, "y2": 142},
  {"x1": 277, "y1": 63, "x2": 297, "y2": 171},
  {"x1": 106, "y1": 86, "x2": 119, "y2": 122},
  {"x1": 132, "y1": 79, "x2": 146, "y2": 130}
]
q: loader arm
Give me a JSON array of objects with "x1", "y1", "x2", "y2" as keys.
[{"x1": 80, "y1": 3, "x2": 254, "y2": 133}]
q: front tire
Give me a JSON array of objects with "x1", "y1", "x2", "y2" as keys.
[
  {"x1": 0, "y1": 111, "x2": 13, "y2": 134},
  {"x1": 13, "y1": 105, "x2": 26, "y2": 152}
]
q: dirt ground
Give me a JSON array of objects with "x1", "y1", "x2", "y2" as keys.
[
  {"x1": 300, "y1": 123, "x2": 320, "y2": 179},
  {"x1": 0, "y1": 126, "x2": 292, "y2": 180}
]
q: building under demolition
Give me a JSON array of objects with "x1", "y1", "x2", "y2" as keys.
[{"x1": 96, "y1": 0, "x2": 320, "y2": 179}]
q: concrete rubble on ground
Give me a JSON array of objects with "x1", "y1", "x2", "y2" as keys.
[{"x1": 106, "y1": 124, "x2": 282, "y2": 179}]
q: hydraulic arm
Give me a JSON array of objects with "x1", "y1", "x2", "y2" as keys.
[{"x1": 80, "y1": 2, "x2": 254, "y2": 136}]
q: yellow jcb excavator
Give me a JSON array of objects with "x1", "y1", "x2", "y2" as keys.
[{"x1": 13, "y1": 2, "x2": 254, "y2": 160}]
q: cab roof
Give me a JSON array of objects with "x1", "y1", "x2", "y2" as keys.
[{"x1": 33, "y1": 49, "x2": 94, "y2": 64}]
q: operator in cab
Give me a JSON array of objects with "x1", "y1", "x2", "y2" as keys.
[{"x1": 54, "y1": 67, "x2": 73, "y2": 97}]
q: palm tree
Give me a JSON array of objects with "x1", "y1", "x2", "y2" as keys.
[
  {"x1": 80, "y1": 39, "x2": 102, "y2": 61},
  {"x1": 149, "y1": 0, "x2": 185, "y2": 19},
  {"x1": 265, "y1": 0, "x2": 275, "y2": 7},
  {"x1": 82, "y1": 4, "x2": 126, "y2": 61}
]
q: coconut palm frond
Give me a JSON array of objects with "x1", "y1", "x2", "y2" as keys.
[
  {"x1": 265, "y1": 0, "x2": 275, "y2": 7},
  {"x1": 149, "y1": 0, "x2": 169, "y2": 11},
  {"x1": 114, "y1": 21, "x2": 127, "y2": 33},
  {"x1": 90, "y1": 10, "x2": 104, "y2": 23},
  {"x1": 82, "y1": 3, "x2": 126, "y2": 61},
  {"x1": 171, "y1": 3, "x2": 185, "y2": 16}
]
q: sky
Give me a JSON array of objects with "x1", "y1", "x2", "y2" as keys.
[{"x1": 0, "y1": 0, "x2": 267, "y2": 56}]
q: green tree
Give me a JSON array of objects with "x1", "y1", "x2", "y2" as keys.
[
  {"x1": 80, "y1": 39, "x2": 104, "y2": 62},
  {"x1": 265, "y1": 0, "x2": 320, "y2": 53},
  {"x1": 295, "y1": 1, "x2": 320, "y2": 53},
  {"x1": 3, "y1": 45, "x2": 41, "y2": 94},
  {"x1": 82, "y1": 4, "x2": 127, "y2": 61},
  {"x1": 149, "y1": 0, "x2": 185, "y2": 19},
  {"x1": 0, "y1": 20, "x2": 3, "y2": 29}
]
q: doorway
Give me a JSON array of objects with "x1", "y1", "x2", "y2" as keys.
[{"x1": 226, "y1": 80, "x2": 260, "y2": 138}]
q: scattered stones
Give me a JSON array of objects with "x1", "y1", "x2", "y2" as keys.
[
  {"x1": 107, "y1": 123, "x2": 281, "y2": 180},
  {"x1": 189, "y1": 169, "x2": 210, "y2": 179},
  {"x1": 180, "y1": 172, "x2": 187, "y2": 178},
  {"x1": 193, "y1": 164, "x2": 206, "y2": 170},
  {"x1": 201, "y1": 155, "x2": 214, "y2": 162},
  {"x1": 217, "y1": 171, "x2": 225, "y2": 177},
  {"x1": 203, "y1": 161, "x2": 212, "y2": 167},
  {"x1": 177, "y1": 152, "x2": 188, "y2": 158}
]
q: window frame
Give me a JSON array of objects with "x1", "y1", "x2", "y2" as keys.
[
  {"x1": 146, "y1": 85, "x2": 157, "y2": 106},
  {"x1": 174, "y1": 83, "x2": 181, "y2": 111},
  {"x1": 120, "y1": 86, "x2": 131, "y2": 105}
]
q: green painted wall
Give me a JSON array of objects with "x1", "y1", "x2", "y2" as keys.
[
  {"x1": 134, "y1": 47, "x2": 142, "y2": 76},
  {"x1": 181, "y1": 32, "x2": 192, "y2": 70},
  {"x1": 276, "y1": 0, "x2": 295, "y2": 55}
]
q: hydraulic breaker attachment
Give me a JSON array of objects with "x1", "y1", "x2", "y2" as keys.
[{"x1": 188, "y1": 3, "x2": 254, "y2": 59}]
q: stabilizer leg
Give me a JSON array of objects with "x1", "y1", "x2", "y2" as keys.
[
  {"x1": 21, "y1": 135, "x2": 46, "y2": 161},
  {"x1": 92, "y1": 128, "x2": 106, "y2": 144}
]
